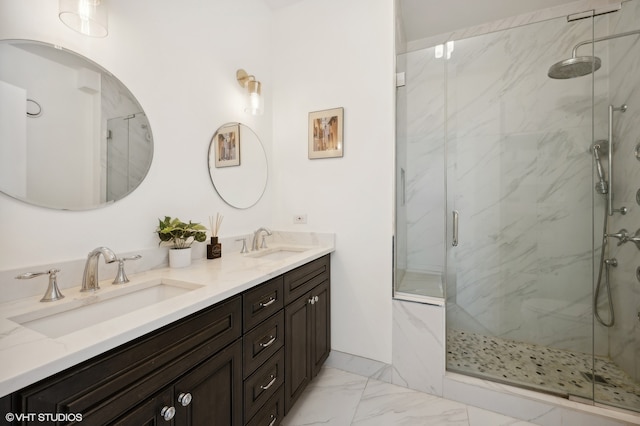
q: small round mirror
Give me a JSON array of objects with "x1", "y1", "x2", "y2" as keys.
[{"x1": 208, "y1": 123, "x2": 267, "y2": 209}]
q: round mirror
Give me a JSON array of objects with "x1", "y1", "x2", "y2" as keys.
[
  {"x1": 208, "y1": 123, "x2": 267, "y2": 209},
  {"x1": 0, "y1": 40, "x2": 153, "y2": 210}
]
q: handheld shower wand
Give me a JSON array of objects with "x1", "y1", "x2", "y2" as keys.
[{"x1": 592, "y1": 141, "x2": 608, "y2": 195}]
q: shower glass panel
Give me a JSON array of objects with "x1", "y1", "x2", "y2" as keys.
[
  {"x1": 445, "y1": 13, "x2": 599, "y2": 401},
  {"x1": 592, "y1": 0, "x2": 640, "y2": 412},
  {"x1": 394, "y1": 46, "x2": 446, "y2": 302},
  {"x1": 106, "y1": 112, "x2": 152, "y2": 203}
]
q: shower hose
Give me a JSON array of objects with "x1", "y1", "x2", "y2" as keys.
[{"x1": 595, "y1": 203, "x2": 615, "y2": 327}]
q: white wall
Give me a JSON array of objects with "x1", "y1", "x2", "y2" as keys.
[
  {"x1": 271, "y1": 0, "x2": 395, "y2": 363},
  {"x1": 0, "y1": 0, "x2": 274, "y2": 269},
  {"x1": 0, "y1": 0, "x2": 396, "y2": 365}
]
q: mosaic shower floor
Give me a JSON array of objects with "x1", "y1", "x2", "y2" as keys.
[{"x1": 447, "y1": 329, "x2": 640, "y2": 412}]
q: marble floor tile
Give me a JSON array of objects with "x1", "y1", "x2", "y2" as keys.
[
  {"x1": 281, "y1": 367, "x2": 368, "y2": 426},
  {"x1": 352, "y1": 379, "x2": 468, "y2": 425},
  {"x1": 466, "y1": 406, "x2": 538, "y2": 426},
  {"x1": 283, "y1": 367, "x2": 532, "y2": 425}
]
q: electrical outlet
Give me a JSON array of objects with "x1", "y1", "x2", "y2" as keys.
[{"x1": 293, "y1": 214, "x2": 307, "y2": 224}]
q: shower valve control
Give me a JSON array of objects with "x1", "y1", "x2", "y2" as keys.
[{"x1": 606, "y1": 229, "x2": 629, "y2": 245}]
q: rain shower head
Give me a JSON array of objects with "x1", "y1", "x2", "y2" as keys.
[
  {"x1": 547, "y1": 29, "x2": 640, "y2": 79},
  {"x1": 548, "y1": 55, "x2": 601, "y2": 79}
]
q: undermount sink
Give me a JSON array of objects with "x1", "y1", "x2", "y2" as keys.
[
  {"x1": 246, "y1": 246, "x2": 310, "y2": 261},
  {"x1": 9, "y1": 280, "x2": 202, "y2": 339}
]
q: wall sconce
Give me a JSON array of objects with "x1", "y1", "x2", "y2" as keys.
[
  {"x1": 59, "y1": 0, "x2": 108, "y2": 37},
  {"x1": 236, "y1": 69, "x2": 263, "y2": 116}
]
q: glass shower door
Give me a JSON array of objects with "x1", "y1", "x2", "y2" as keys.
[{"x1": 445, "y1": 13, "x2": 597, "y2": 401}]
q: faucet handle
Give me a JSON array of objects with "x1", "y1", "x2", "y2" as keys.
[
  {"x1": 260, "y1": 234, "x2": 269, "y2": 249},
  {"x1": 607, "y1": 229, "x2": 629, "y2": 246},
  {"x1": 236, "y1": 238, "x2": 249, "y2": 254},
  {"x1": 112, "y1": 255, "x2": 142, "y2": 285},
  {"x1": 15, "y1": 269, "x2": 65, "y2": 302}
]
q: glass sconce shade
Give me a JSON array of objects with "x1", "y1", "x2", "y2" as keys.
[
  {"x1": 236, "y1": 69, "x2": 263, "y2": 116},
  {"x1": 245, "y1": 80, "x2": 263, "y2": 116},
  {"x1": 59, "y1": 0, "x2": 108, "y2": 37}
]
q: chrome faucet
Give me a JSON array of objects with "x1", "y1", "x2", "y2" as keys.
[
  {"x1": 81, "y1": 247, "x2": 117, "y2": 292},
  {"x1": 251, "y1": 227, "x2": 272, "y2": 251}
]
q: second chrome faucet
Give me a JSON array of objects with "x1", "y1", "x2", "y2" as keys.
[{"x1": 251, "y1": 227, "x2": 272, "y2": 251}]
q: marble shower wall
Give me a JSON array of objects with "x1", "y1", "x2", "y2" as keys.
[
  {"x1": 101, "y1": 73, "x2": 152, "y2": 203},
  {"x1": 446, "y1": 15, "x2": 610, "y2": 354},
  {"x1": 606, "y1": 0, "x2": 640, "y2": 382}
]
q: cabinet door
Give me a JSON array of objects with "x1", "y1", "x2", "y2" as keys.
[
  {"x1": 284, "y1": 291, "x2": 311, "y2": 414},
  {"x1": 173, "y1": 340, "x2": 243, "y2": 426},
  {"x1": 311, "y1": 280, "x2": 330, "y2": 378},
  {"x1": 110, "y1": 388, "x2": 174, "y2": 426}
]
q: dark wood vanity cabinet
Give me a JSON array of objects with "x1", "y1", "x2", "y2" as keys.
[
  {"x1": 6, "y1": 255, "x2": 331, "y2": 426},
  {"x1": 11, "y1": 296, "x2": 243, "y2": 426},
  {"x1": 113, "y1": 340, "x2": 243, "y2": 426},
  {"x1": 284, "y1": 256, "x2": 331, "y2": 413}
]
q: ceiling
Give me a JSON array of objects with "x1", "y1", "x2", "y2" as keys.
[
  {"x1": 262, "y1": 0, "x2": 584, "y2": 43},
  {"x1": 399, "y1": 0, "x2": 582, "y2": 41}
]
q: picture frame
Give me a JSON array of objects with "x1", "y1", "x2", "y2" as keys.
[
  {"x1": 214, "y1": 123, "x2": 240, "y2": 167},
  {"x1": 308, "y1": 107, "x2": 343, "y2": 159}
]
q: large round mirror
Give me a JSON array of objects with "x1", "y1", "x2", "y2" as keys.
[
  {"x1": 0, "y1": 40, "x2": 153, "y2": 210},
  {"x1": 208, "y1": 123, "x2": 267, "y2": 209}
]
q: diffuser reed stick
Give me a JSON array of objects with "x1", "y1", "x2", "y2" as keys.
[{"x1": 209, "y1": 213, "x2": 223, "y2": 237}]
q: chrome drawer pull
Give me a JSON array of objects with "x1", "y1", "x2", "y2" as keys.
[
  {"x1": 259, "y1": 297, "x2": 276, "y2": 308},
  {"x1": 268, "y1": 414, "x2": 277, "y2": 426},
  {"x1": 259, "y1": 336, "x2": 276, "y2": 348},
  {"x1": 160, "y1": 406, "x2": 175, "y2": 421},
  {"x1": 260, "y1": 374, "x2": 277, "y2": 390}
]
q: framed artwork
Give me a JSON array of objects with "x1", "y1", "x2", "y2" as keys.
[
  {"x1": 214, "y1": 123, "x2": 240, "y2": 167},
  {"x1": 308, "y1": 107, "x2": 343, "y2": 159}
]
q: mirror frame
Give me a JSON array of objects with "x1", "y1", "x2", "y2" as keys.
[{"x1": 207, "y1": 122, "x2": 268, "y2": 209}]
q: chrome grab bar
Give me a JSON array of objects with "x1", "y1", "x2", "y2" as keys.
[{"x1": 452, "y1": 210, "x2": 459, "y2": 247}]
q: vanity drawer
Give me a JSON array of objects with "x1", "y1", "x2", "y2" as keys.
[
  {"x1": 283, "y1": 255, "x2": 329, "y2": 304},
  {"x1": 243, "y1": 276, "x2": 284, "y2": 332},
  {"x1": 244, "y1": 348, "x2": 285, "y2": 422},
  {"x1": 245, "y1": 385, "x2": 284, "y2": 426},
  {"x1": 243, "y1": 311, "x2": 285, "y2": 379}
]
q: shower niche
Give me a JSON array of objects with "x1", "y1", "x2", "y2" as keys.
[{"x1": 395, "y1": 0, "x2": 640, "y2": 414}]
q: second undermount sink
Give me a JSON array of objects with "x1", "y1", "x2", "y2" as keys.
[
  {"x1": 246, "y1": 246, "x2": 310, "y2": 261},
  {"x1": 9, "y1": 280, "x2": 202, "y2": 339}
]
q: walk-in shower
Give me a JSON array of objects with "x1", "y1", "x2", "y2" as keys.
[{"x1": 395, "y1": 0, "x2": 640, "y2": 414}]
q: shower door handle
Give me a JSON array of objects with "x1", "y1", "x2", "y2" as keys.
[{"x1": 452, "y1": 210, "x2": 459, "y2": 247}]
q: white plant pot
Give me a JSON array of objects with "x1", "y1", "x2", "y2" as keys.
[{"x1": 169, "y1": 247, "x2": 191, "y2": 268}]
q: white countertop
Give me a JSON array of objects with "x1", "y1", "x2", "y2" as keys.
[{"x1": 0, "y1": 232, "x2": 334, "y2": 397}]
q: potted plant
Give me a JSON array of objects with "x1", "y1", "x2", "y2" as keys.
[{"x1": 156, "y1": 216, "x2": 207, "y2": 268}]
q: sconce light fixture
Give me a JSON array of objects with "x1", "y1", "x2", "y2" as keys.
[
  {"x1": 59, "y1": 0, "x2": 108, "y2": 37},
  {"x1": 236, "y1": 69, "x2": 263, "y2": 116}
]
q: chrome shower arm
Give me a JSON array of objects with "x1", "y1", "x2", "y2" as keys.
[{"x1": 572, "y1": 29, "x2": 640, "y2": 58}]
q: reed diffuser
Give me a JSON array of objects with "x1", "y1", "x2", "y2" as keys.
[{"x1": 207, "y1": 213, "x2": 223, "y2": 259}]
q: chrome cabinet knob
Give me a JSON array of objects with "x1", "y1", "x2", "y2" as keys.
[
  {"x1": 160, "y1": 406, "x2": 175, "y2": 421},
  {"x1": 178, "y1": 392, "x2": 192, "y2": 407}
]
